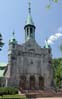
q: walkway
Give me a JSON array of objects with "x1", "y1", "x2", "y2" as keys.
[
  {"x1": 30, "y1": 97, "x2": 62, "y2": 99},
  {"x1": 36, "y1": 97, "x2": 62, "y2": 99}
]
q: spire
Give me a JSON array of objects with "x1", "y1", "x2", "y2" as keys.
[
  {"x1": 24, "y1": 1, "x2": 35, "y2": 27},
  {"x1": 44, "y1": 39, "x2": 50, "y2": 48},
  {"x1": 24, "y1": 2, "x2": 36, "y2": 42}
]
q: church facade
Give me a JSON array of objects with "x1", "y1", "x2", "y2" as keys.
[{"x1": 4, "y1": 3, "x2": 53, "y2": 90}]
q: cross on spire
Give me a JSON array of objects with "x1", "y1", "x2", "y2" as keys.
[
  {"x1": 28, "y1": 1, "x2": 31, "y2": 13},
  {"x1": 12, "y1": 31, "x2": 15, "y2": 39}
]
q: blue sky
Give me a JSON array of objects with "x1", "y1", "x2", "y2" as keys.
[{"x1": 0, "y1": 0, "x2": 62, "y2": 63}]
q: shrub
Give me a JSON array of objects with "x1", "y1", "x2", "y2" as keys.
[{"x1": 0, "y1": 87, "x2": 18, "y2": 95}]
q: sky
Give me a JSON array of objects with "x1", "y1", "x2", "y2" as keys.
[{"x1": 0, "y1": 0, "x2": 62, "y2": 63}]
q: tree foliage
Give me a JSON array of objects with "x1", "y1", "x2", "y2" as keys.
[
  {"x1": 52, "y1": 58, "x2": 62, "y2": 88},
  {"x1": 46, "y1": 0, "x2": 61, "y2": 9},
  {"x1": 60, "y1": 44, "x2": 62, "y2": 52}
]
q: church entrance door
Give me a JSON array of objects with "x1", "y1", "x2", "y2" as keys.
[
  {"x1": 39, "y1": 76, "x2": 44, "y2": 89},
  {"x1": 30, "y1": 76, "x2": 35, "y2": 90},
  {"x1": 19, "y1": 76, "x2": 26, "y2": 90}
]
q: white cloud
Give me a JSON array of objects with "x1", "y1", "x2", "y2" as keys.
[
  {"x1": 47, "y1": 40, "x2": 54, "y2": 44},
  {"x1": 58, "y1": 27, "x2": 62, "y2": 32},
  {"x1": 47, "y1": 33, "x2": 62, "y2": 45},
  {"x1": 55, "y1": 33, "x2": 62, "y2": 37}
]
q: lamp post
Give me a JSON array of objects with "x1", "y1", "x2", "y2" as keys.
[{"x1": 0, "y1": 33, "x2": 4, "y2": 51}]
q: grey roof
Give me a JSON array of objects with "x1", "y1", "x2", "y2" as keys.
[{"x1": 0, "y1": 69, "x2": 5, "y2": 77}]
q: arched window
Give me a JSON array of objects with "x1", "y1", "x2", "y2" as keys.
[
  {"x1": 30, "y1": 27, "x2": 32, "y2": 33},
  {"x1": 27, "y1": 28, "x2": 29, "y2": 36},
  {"x1": 12, "y1": 44, "x2": 15, "y2": 48},
  {"x1": 30, "y1": 28, "x2": 33, "y2": 37}
]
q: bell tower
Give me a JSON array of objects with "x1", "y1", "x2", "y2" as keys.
[{"x1": 24, "y1": 2, "x2": 36, "y2": 42}]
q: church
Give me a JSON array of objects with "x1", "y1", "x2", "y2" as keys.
[{"x1": 0, "y1": 3, "x2": 53, "y2": 90}]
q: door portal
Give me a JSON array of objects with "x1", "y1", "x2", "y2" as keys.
[
  {"x1": 39, "y1": 76, "x2": 44, "y2": 89},
  {"x1": 19, "y1": 75, "x2": 26, "y2": 90},
  {"x1": 30, "y1": 76, "x2": 35, "y2": 90}
]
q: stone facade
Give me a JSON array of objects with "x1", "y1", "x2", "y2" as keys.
[
  {"x1": 4, "y1": 3, "x2": 53, "y2": 90},
  {"x1": 5, "y1": 39, "x2": 53, "y2": 89}
]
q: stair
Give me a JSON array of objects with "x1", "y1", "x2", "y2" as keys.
[{"x1": 19, "y1": 89, "x2": 62, "y2": 98}]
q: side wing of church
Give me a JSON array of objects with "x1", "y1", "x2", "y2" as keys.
[{"x1": 4, "y1": 3, "x2": 53, "y2": 90}]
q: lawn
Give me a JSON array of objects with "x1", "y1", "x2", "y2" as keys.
[{"x1": 0, "y1": 94, "x2": 27, "y2": 99}]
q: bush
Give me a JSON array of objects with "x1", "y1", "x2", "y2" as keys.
[{"x1": 0, "y1": 87, "x2": 18, "y2": 95}]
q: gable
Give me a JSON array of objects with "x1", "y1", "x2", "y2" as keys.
[{"x1": 22, "y1": 39, "x2": 41, "y2": 53}]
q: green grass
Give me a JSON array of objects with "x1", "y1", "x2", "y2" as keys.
[
  {"x1": 0, "y1": 94, "x2": 27, "y2": 99},
  {"x1": 0, "y1": 96, "x2": 2, "y2": 98}
]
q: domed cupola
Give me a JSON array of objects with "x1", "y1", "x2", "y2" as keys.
[
  {"x1": 9, "y1": 32, "x2": 17, "y2": 45},
  {"x1": 8, "y1": 32, "x2": 17, "y2": 55}
]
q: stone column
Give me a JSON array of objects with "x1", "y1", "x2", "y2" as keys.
[
  {"x1": 44, "y1": 73, "x2": 50, "y2": 89},
  {"x1": 44, "y1": 73, "x2": 47, "y2": 89},
  {"x1": 26, "y1": 75, "x2": 30, "y2": 90},
  {"x1": 5, "y1": 77, "x2": 8, "y2": 87},
  {"x1": 35, "y1": 75, "x2": 39, "y2": 89}
]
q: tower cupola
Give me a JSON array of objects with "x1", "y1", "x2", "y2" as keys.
[
  {"x1": 9, "y1": 32, "x2": 17, "y2": 44},
  {"x1": 24, "y1": 2, "x2": 36, "y2": 42}
]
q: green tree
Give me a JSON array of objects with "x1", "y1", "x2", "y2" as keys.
[
  {"x1": 46, "y1": 0, "x2": 61, "y2": 9},
  {"x1": 52, "y1": 58, "x2": 62, "y2": 88},
  {"x1": 0, "y1": 33, "x2": 4, "y2": 51},
  {"x1": 60, "y1": 43, "x2": 62, "y2": 52}
]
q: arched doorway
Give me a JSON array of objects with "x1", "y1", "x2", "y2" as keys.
[
  {"x1": 19, "y1": 75, "x2": 26, "y2": 90},
  {"x1": 30, "y1": 76, "x2": 35, "y2": 90},
  {"x1": 39, "y1": 76, "x2": 44, "y2": 89}
]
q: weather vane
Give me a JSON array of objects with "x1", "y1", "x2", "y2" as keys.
[{"x1": 12, "y1": 30, "x2": 15, "y2": 39}]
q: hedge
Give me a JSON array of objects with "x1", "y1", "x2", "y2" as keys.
[{"x1": 0, "y1": 87, "x2": 18, "y2": 95}]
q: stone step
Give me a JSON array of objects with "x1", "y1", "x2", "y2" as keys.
[{"x1": 19, "y1": 89, "x2": 62, "y2": 97}]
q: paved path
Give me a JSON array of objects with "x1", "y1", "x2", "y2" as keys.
[
  {"x1": 30, "y1": 97, "x2": 62, "y2": 99},
  {"x1": 37, "y1": 97, "x2": 62, "y2": 99}
]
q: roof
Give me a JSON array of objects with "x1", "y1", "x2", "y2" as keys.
[
  {"x1": 25, "y1": 13, "x2": 34, "y2": 26},
  {"x1": 23, "y1": 38, "x2": 41, "y2": 52},
  {"x1": 0, "y1": 63, "x2": 7, "y2": 77},
  {"x1": 44, "y1": 40, "x2": 50, "y2": 48},
  {"x1": 0, "y1": 63, "x2": 7, "y2": 67},
  {"x1": 25, "y1": 2, "x2": 35, "y2": 27},
  {"x1": 0, "y1": 69, "x2": 5, "y2": 77},
  {"x1": 9, "y1": 38, "x2": 17, "y2": 44}
]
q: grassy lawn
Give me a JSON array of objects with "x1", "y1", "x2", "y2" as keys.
[{"x1": 0, "y1": 94, "x2": 27, "y2": 99}]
